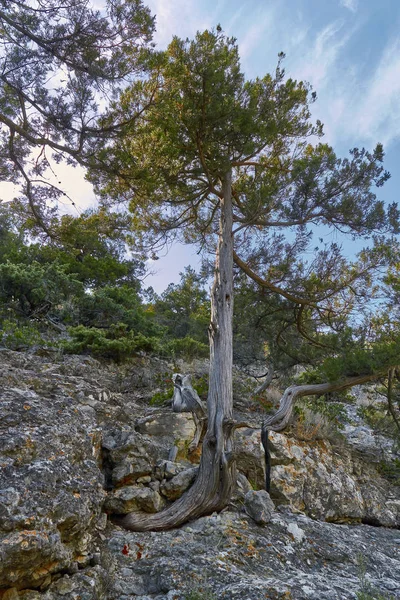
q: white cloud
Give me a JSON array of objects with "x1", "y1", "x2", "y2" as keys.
[
  {"x1": 340, "y1": 0, "x2": 358, "y2": 13},
  {"x1": 0, "y1": 182, "x2": 19, "y2": 204},
  {"x1": 146, "y1": 0, "x2": 211, "y2": 48},
  {"x1": 292, "y1": 20, "x2": 353, "y2": 91},
  {"x1": 349, "y1": 37, "x2": 400, "y2": 147},
  {"x1": 0, "y1": 160, "x2": 96, "y2": 215},
  {"x1": 238, "y1": 7, "x2": 276, "y2": 63}
]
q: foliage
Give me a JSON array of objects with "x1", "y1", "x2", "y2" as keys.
[
  {"x1": 184, "y1": 583, "x2": 217, "y2": 600},
  {"x1": 73, "y1": 284, "x2": 160, "y2": 334},
  {"x1": 152, "y1": 267, "x2": 209, "y2": 344},
  {"x1": 0, "y1": 318, "x2": 45, "y2": 350},
  {"x1": 0, "y1": 260, "x2": 83, "y2": 318},
  {"x1": 377, "y1": 459, "x2": 400, "y2": 486},
  {"x1": 357, "y1": 405, "x2": 400, "y2": 440},
  {"x1": 0, "y1": 0, "x2": 154, "y2": 233},
  {"x1": 96, "y1": 27, "x2": 399, "y2": 379},
  {"x1": 161, "y1": 337, "x2": 209, "y2": 360},
  {"x1": 39, "y1": 210, "x2": 146, "y2": 288},
  {"x1": 149, "y1": 388, "x2": 174, "y2": 406},
  {"x1": 62, "y1": 323, "x2": 159, "y2": 362},
  {"x1": 356, "y1": 554, "x2": 396, "y2": 600},
  {"x1": 292, "y1": 395, "x2": 349, "y2": 441},
  {"x1": 298, "y1": 396, "x2": 348, "y2": 429}
]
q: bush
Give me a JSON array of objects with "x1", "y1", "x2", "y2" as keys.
[
  {"x1": 0, "y1": 318, "x2": 45, "y2": 350},
  {"x1": 62, "y1": 323, "x2": 159, "y2": 362},
  {"x1": 161, "y1": 336, "x2": 209, "y2": 360},
  {"x1": 357, "y1": 405, "x2": 400, "y2": 440}
]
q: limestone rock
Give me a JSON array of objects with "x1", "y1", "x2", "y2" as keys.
[
  {"x1": 268, "y1": 431, "x2": 400, "y2": 527},
  {"x1": 106, "y1": 510, "x2": 400, "y2": 599},
  {"x1": 0, "y1": 369, "x2": 105, "y2": 590},
  {"x1": 235, "y1": 427, "x2": 266, "y2": 490},
  {"x1": 160, "y1": 467, "x2": 198, "y2": 500},
  {"x1": 103, "y1": 429, "x2": 158, "y2": 487},
  {"x1": 104, "y1": 485, "x2": 165, "y2": 514},
  {"x1": 135, "y1": 412, "x2": 197, "y2": 460},
  {"x1": 244, "y1": 490, "x2": 275, "y2": 525}
]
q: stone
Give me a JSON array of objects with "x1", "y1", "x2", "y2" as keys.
[
  {"x1": 2, "y1": 349, "x2": 400, "y2": 599},
  {"x1": 244, "y1": 490, "x2": 275, "y2": 525},
  {"x1": 104, "y1": 486, "x2": 165, "y2": 514},
  {"x1": 106, "y1": 510, "x2": 400, "y2": 599},
  {"x1": 2, "y1": 589, "x2": 19, "y2": 600},
  {"x1": 235, "y1": 428, "x2": 266, "y2": 489},
  {"x1": 0, "y1": 379, "x2": 105, "y2": 589},
  {"x1": 286, "y1": 522, "x2": 305, "y2": 543},
  {"x1": 160, "y1": 467, "x2": 198, "y2": 500}
]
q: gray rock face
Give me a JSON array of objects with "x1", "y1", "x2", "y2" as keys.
[
  {"x1": 0, "y1": 364, "x2": 105, "y2": 590},
  {"x1": 106, "y1": 510, "x2": 400, "y2": 599},
  {"x1": 104, "y1": 485, "x2": 165, "y2": 514},
  {"x1": 268, "y1": 431, "x2": 400, "y2": 527},
  {"x1": 244, "y1": 490, "x2": 275, "y2": 524},
  {"x1": 1, "y1": 349, "x2": 400, "y2": 599},
  {"x1": 160, "y1": 467, "x2": 198, "y2": 500}
]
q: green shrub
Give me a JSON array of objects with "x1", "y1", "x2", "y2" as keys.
[
  {"x1": 150, "y1": 388, "x2": 174, "y2": 406},
  {"x1": 378, "y1": 458, "x2": 400, "y2": 486},
  {"x1": 162, "y1": 336, "x2": 209, "y2": 359},
  {"x1": 62, "y1": 323, "x2": 159, "y2": 362},
  {"x1": 0, "y1": 318, "x2": 45, "y2": 350},
  {"x1": 356, "y1": 554, "x2": 396, "y2": 599}
]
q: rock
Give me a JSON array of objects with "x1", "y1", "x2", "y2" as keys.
[
  {"x1": 2, "y1": 349, "x2": 400, "y2": 598},
  {"x1": 135, "y1": 412, "x2": 197, "y2": 461},
  {"x1": 104, "y1": 485, "x2": 165, "y2": 514},
  {"x1": 154, "y1": 460, "x2": 189, "y2": 481},
  {"x1": 0, "y1": 378, "x2": 105, "y2": 590},
  {"x1": 2, "y1": 589, "x2": 19, "y2": 600},
  {"x1": 160, "y1": 467, "x2": 198, "y2": 500},
  {"x1": 267, "y1": 431, "x2": 400, "y2": 527},
  {"x1": 286, "y1": 522, "x2": 305, "y2": 543},
  {"x1": 18, "y1": 591, "x2": 41, "y2": 599},
  {"x1": 41, "y1": 566, "x2": 109, "y2": 600},
  {"x1": 106, "y1": 510, "x2": 400, "y2": 599},
  {"x1": 244, "y1": 490, "x2": 275, "y2": 525},
  {"x1": 235, "y1": 428, "x2": 266, "y2": 489},
  {"x1": 104, "y1": 430, "x2": 156, "y2": 487}
]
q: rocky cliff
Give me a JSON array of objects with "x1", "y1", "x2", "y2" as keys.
[{"x1": 1, "y1": 349, "x2": 399, "y2": 599}]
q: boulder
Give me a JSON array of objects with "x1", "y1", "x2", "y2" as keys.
[
  {"x1": 104, "y1": 485, "x2": 165, "y2": 514},
  {"x1": 160, "y1": 468, "x2": 198, "y2": 500},
  {"x1": 244, "y1": 490, "x2": 275, "y2": 525}
]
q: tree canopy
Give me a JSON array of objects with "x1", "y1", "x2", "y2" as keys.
[{"x1": 0, "y1": 0, "x2": 154, "y2": 234}]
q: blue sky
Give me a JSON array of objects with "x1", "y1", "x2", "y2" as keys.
[{"x1": 143, "y1": 0, "x2": 400, "y2": 291}]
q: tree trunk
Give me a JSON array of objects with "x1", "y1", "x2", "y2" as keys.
[{"x1": 113, "y1": 170, "x2": 235, "y2": 531}]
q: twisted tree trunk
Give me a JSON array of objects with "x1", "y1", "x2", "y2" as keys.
[
  {"x1": 113, "y1": 170, "x2": 235, "y2": 531},
  {"x1": 261, "y1": 370, "x2": 389, "y2": 491}
]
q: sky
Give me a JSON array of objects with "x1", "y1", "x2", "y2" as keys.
[{"x1": 1, "y1": 0, "x2": 400, "y2": 292}]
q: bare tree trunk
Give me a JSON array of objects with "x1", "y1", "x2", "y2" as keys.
[{"x1": 113, "y1": 170, "x2": 235, "y2": 531}]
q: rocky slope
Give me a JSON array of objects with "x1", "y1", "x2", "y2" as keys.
[{"x1": 0, "y1": 348, "x2": 399, "y2": 599}]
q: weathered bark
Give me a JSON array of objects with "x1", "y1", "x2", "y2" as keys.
[
  {"x1": 113, "y1": 170, "x2": 235, "y2": 531},
  {"x1": 262, "y1": 371, "x2": 388, "y2": 434},
  {"x1": 253, "y1": 365, "x2": 274, "y2": 396},
  {"x1": 387, "y1": 368, "x2": 400, "y2": 433},
  {"x1": 171, "y1": 373, "x2": 206, "y2": 450}
]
